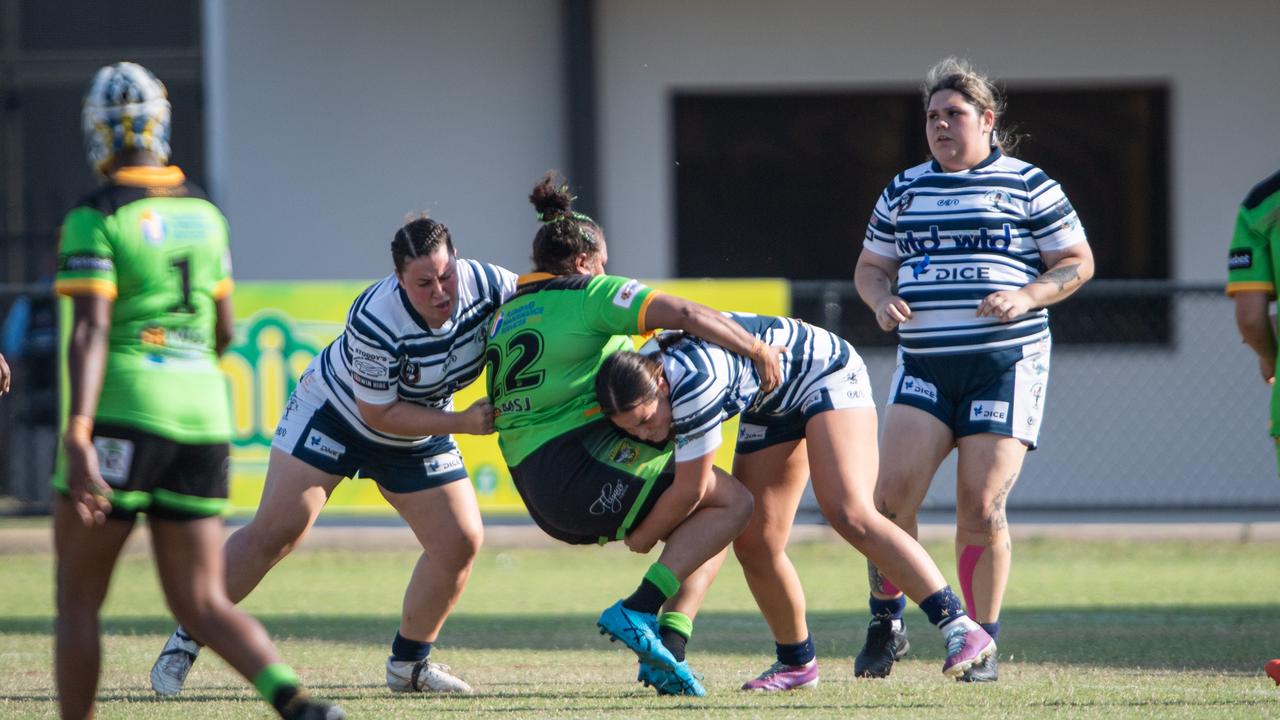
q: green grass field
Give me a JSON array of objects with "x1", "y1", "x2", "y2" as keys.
[{"x1": 2, "y1": 529, "x2": 1278, "y2": 718}]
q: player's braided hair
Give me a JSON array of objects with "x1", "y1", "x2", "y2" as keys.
[
  {"x1": 391, "y1": 214, "x2": 454, "y2": 273},
  {"x1": 529, "y1": 171, "x2": 603, "y2": 275},
  {"x1": 595, "y1": 350, "x2": 665, "y2": 418},
  {"x1": 923, "y1": 57, "x2": 1018, "y2": 154}
]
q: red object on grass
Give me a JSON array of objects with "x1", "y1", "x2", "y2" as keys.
[{"x1": 1266, "y1": 659, "x2": 1280, "y2": 685}]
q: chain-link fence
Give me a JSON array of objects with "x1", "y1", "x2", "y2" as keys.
[
  {"x1": 2, "y1": 280, "x2": 1276, "y2": 512},
  {"x1": 794, "y1": 280, "x2": 1279, "y2": 511}
]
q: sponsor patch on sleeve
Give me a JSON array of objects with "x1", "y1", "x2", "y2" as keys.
[
  {"x1": 60, "y1": 254, "x2": 115, "y2": 273},
  {"x1": 1229, "y1": 248, "x2": 1253, "y2": 270},
  {"x1": 353, "y1": 358, "x2": 386, "y2": 379},
  {"x1": 613, "y1": 279, "x2": 646, "y2": 309},
  {"x1": 349, "y1": 345, "x2": 393, "y2": 389}
]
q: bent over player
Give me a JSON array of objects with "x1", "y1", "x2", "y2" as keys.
[
  {"x1": 596, "y1": 317, "x2": 994, "y2": 690},
  {"x1": 486, "y1": 173, "x2": 782, "y2": 695}
]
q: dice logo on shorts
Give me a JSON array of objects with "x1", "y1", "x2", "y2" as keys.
[
  {"x1": 305, "y1": 430, "x2": 346, "y2": 461},
  {"x1": 426, "y1": 453, "x2": 464, "y2": 474},
  {"x1": 970, "y1": 400, "x2": 1009, "y2": 423},
  {"x1": 738, "y1": 423, "x2": 767, "y2": 443},
  {"x1": 901, "y1": 375, "x2": 938, "y2": 403}
]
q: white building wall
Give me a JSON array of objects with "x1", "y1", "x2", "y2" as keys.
[
  {"x1": 207, "y1": 0, "x2": 565, "y2": 280},
  {"x1": 206, "y1": 1, "x2": 1280, "y2": 506},
  {"x1": 596, "y1": 0, "x2": 1280, "y2": 280}
]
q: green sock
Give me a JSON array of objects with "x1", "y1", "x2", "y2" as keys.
[
  {"x1": 658, "y1": 611, "x2": 693, "y2": 639},
  {"x1": 644, "y1": 562, "x2": 681, "y2": 597},
  {"x1": 623, "y1": 562, "x2": 682, "y2": 615},
  {"x1": 252, "y1": 663, "x2": 301, "y2": 713},
  {"x1": 658, "y1": 611, "x2": 693, "y2": 661}
]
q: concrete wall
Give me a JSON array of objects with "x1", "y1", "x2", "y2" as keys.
[
  {"x1": 596, "y1": 0, "x2": 1280, "y2": 280},
  {"x1": 206, "y1": 0, "x2": 564, "y2": 280}
]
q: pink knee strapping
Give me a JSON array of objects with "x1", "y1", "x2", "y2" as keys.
[
  {"x1": 957, "y1": 544, "x2": 987, "y2": 618},
  {"x1": 880, "y1": 577, "x2": 901, "y2": 596}
]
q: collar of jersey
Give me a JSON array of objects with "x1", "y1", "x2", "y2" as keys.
[
  {"x1": 929, "y1": 147, "x2": 1002, "y2": 174},
  {"x1": 517, "y1": 272, "x2": 558, "y2": 287},
  {"x1": 110, "y1": 165, "x2": 186, "y2": 187}
]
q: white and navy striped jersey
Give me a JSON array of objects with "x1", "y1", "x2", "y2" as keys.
[
  {"x1": 313, "y1": 258, "x2": 517, "y2": 447},
  {"x1": 660, "y1": 314, "x2": 853, "y2": 462},
  {"x1": 863, "y1": 149, "x2": 1086, "y2": 355}
]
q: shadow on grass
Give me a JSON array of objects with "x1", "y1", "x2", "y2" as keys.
[{"x1": 4, "y1": 605, "x2": 1276, "y2": 672}]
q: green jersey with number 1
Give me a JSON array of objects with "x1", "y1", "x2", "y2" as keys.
[
  {"x1": 55, "y1": 165, "x2": 234, "y2": 443},
  {"x1": 486, "y1": 273, "x2": 657, "y2": 466}
]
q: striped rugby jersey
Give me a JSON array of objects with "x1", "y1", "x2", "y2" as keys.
[
  {"x1": 863, "y1": 149, "x2": 1086, "y2": 355},
  {"x1": 660, "y1": 314, "x2": 853, "y2": 462},
  {"x1": 314, "y1": 258, "x2": 517, "y2": 447}
]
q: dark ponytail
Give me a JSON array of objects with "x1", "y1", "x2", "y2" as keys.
[{"x1": 529, "y1": 171, "x2": 603, "y2": 274}]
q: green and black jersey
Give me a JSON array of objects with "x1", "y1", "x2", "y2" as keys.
[
  {"x1": 1227, "y1": 168, "x2": 1280, "y2": 438},
  {"x1": 54, "y1": 165, "x2": 234, "y2": 444},
  {"x1": 1228, "y1": 169, "x2": 1280, "y2": 299},
  {"x1": 486, "y1": 273, "x2": 658, "y2": 466}
]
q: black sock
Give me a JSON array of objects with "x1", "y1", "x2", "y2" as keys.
[
  {"x1": 391, "y1": 632, "x2": 431, "y2": 662},
  {"x1": 660, "y1": 627, "x2": 688, "y2": 662},
  {"x1": 622, "y1": 579, "x2": 668, "y2": 616},
  {"x1": 271, "y1": 684, "x2": 302, "y2": 717},
  {"x1": 776, "y1": 636, "x2": 816, "y2": 666}
]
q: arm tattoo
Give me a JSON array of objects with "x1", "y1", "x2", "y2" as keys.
[{"x1": 1032, "y1": 264, "x2": 1081, "y2": 293}]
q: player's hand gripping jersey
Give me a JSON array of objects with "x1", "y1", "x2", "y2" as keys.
[
  {"x1": 485, "y1": 273, "x2": 657, "y2": 466},
  {"x1": 656, "y1": 314, "x2": 872, "y2": 461},
  {"x1": 55, "y1": 166, "x2": 234, "y2": 443},
  {"x1": 863, "y1": 150, "x2": 1086, "y2": 355}
]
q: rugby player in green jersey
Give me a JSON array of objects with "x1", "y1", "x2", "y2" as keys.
[
  {"x1": 53, "y1": 62, "x2": 342, "y2": 720},
  {"x1": 1228, "y1": 168, "x2": 1280, "y2": 452},
  {"x1": 1225, "y1": 169, "x2": 1280, "y2": 684},
  {"x1": 486, "y1": 173, "x2": 782, "y2": 695}
]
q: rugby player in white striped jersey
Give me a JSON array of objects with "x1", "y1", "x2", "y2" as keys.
[
  {"x1": 854, "y1": 57, "x2": 1094, "y2": 682},
  {"x1": 151, "y1": 215, "x2": 516, "y2": 697},
  {"x1": 595, "y1": 316, "x2": 995, "y2": 690}
]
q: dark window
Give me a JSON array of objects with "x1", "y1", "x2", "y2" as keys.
[
  {"x1": 20, "y1": 0, "x2": 199, "y2": 51},
  {"x1": 1, "y1": 0, "x2": 203, "y2": 284},
  {"x1": 673, "y1": 86, "x2": 1170, "y2": 344}
]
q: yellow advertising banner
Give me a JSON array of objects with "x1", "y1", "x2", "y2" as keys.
[{"x1": 224, "y1": 278, "x2": 789, "y2": 515}]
